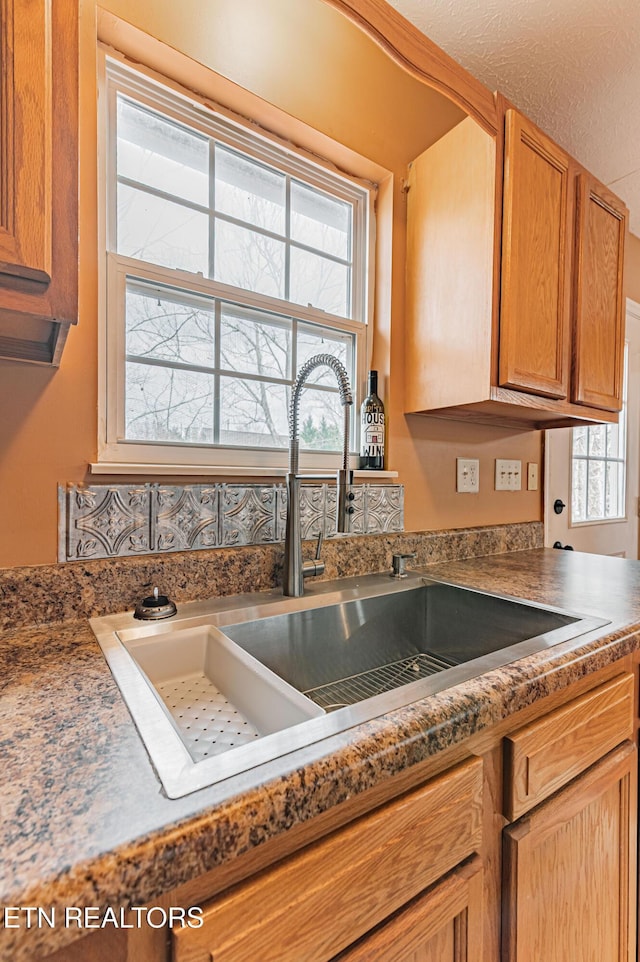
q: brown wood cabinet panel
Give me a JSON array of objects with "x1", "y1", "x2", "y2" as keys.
[
  {"x1": 172, "y1": 757, "x2": 483, "y2": 962},
  {"x1": 503, "y1": 741, "x2": 637, "y2": 962},
  {"x1": 0, "y1": 0, "x2": 78, "y2": 364},
  {"x1": 333, "y1": 856, "x2": 483, "y2": 962},
  {"x1": 504, "y1": 673, "x2": 634, "y2": 820},
  {"x1": 0, "y1": 0, "x2": 52, "y2": 283},
  {"x1": 572, "y1": 172, "x2": 627, "y2": 411},
  {"x1": 405, "y1": 116, "x2": 496, "y2": 414},
  {"x1": 499, "y1": 109, "x2": 573, "y2": 400}
]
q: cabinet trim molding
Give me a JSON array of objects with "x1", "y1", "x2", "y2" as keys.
[{"x1": 323, "y1": 0, "x2": 498, "y2": 134}]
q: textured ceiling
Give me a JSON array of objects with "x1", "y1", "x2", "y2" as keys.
[{"x1": 387, "y1": 0, "x2": 640, "y2": 236}]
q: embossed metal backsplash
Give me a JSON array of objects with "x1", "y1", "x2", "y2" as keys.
[{"x1": 58, "y1": 483, "x2": 404, "y2": 562}]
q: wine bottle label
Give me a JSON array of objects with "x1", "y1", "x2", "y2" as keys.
[{"x1": 361, "y1": 411, "x2": 385, "y2": 457}]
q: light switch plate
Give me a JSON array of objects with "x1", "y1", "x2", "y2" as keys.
[
  {"x1": 495, "y1": 459, "x2": 522, "y2": 491},
  {"x1": 457, "y1": 458, "x2": 479, "y2": 493},
  {"x1": 527, "y1": 462, "x2": 539, "y2": 491}
]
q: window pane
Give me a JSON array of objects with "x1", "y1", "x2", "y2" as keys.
[
  {"x1": 215, "y1": 219, "x2": 285, "y2": 298},
  {"x1": 126, "y1": 283, "x2": 215, "y2": 367},
  {"x1": 605, "y1": 461, "x2": 624, "y2": 518},
  {"x1": 108, "y1": 66, "x2": 369, "y2": 461},
  {"x1": 572, "y1": 458, "x2": 587, "y2": 521},
  {"x1": 125, "y1": 362, "x2": 214, "y2": 442},
  {"x1": 117, "y1": 97, "x2": 209, "y2": 206},
  {"x1": 587, "y1": 459, "x2": 605, "y2": 519},
  {"x1": 118, "y1": 184, "x2": 208, "y2": 273},
  {"x1": 219, "y1": 377, "x2": 288, "y2": 448},
  {"x1": 291, "y1": 181, "x2": 351, "y2": 259},
  {"x1": 216, "y1": 146, "x2": 286, "y2": 234},
  {"x1": 296, "y1": 324, "x2": 352, "y2": 386},
  {"x1": 290, "y1": 247, "x2": 350, "y2": 317},
  {"x1": 220, "y1": 305, "x2": 291, "y2": 379},
  {"x1": 588, "y1": 425, "x2": 606, "y2": 457},
  {"x1": 297, "y1": 387, "x2": 346, "y2": 451},
  {"x1": 572, "y1": 426, "x2": 587, "y2": 456},
  {"x1": 606, "y1": 423, "x2": 622, "y2": 458}
]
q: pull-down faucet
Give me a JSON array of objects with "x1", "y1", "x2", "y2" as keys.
[{"x1": 283, "y1": 354, "x2": 354, "y2": 597}]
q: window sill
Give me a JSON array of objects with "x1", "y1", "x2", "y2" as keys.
[
  {"x1": 569, "y1": 516, "x2": 628, "y2": 528},
  {"x1": 89, "y1": 462, "x2": 399, "y2": 480}
]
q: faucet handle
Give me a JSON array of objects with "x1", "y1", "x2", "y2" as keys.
[
  {"x1": 303, "y1": 531, "x2": 326, "y2": 581},
  {"x1": 391, "y1": 553, "x2": 416, "y2": 579}
]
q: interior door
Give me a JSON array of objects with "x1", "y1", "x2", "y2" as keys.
[{"x1": 544, "y1": 300, "x2": 640, "y2": 557}]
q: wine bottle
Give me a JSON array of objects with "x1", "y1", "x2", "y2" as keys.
[{"x1": 360, "y1": 370, "x2": 385, "y2": 469}]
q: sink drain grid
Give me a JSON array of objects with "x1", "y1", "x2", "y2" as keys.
[
  {"x1": 303, "y1": 651, "x2": 459, "y2": 711},
  {"x1": 156, "y1": 674, "x2": 260, "y2": 762}
]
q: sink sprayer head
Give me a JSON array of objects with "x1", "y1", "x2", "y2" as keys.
[{"x1": 288, "y1": 354, "x2": 353, "y2": 475}]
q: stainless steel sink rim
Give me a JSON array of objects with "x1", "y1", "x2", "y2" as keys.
[{"x1": 90, "y1": 571, "x2": 610, "y2": 799}]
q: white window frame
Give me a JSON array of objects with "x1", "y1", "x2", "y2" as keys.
[
  {"x1": 569, "y1": 344, "x2": 629, "y2": 526},
  {"x1": 96, "y1": 52, "x2": 373, "y2": 474}
]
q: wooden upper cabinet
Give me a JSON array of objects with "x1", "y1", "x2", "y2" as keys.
[
  {"x1": 404, "y1": 103, "x2": 626, "y2": 429},
  {"x1": 572, "y1": 173, "x2": 627, "y2": 411},
  {"x1": 1, "y1": 0, "x2": 51, "y2": 286},
  {"x1": 0, "y1": 0, "x2": 78, "y2": 365},
  {"x1": 499, "y1": 109, "x2": 573, "y2": 400}
]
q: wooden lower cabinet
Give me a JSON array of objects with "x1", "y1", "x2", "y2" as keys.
[
  {"x1": 503, "y1": 673, "x2": 635, "y2": 821},
  {"x1": 43, "y1": 664, "x2": 639, "y2": 962},
  {"x1": 172, "y1": 758, "x2": 484, "y2": 962},
  {"x1": 333, "y1": 856, "x2": 483, "y2": 962},
  {"x1": 502, "y1": 741, "x2": 637, "y2": 962}
]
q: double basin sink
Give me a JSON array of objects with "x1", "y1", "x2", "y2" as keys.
[{"x1": 90, "y1": 571, "x2": 607, "y2": 798}]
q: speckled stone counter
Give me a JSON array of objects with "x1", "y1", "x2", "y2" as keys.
[
  {"x1": 2, "y1": 546, "x2": 640, "y2": 961},
  {"x1": 0, "y1": 522, "x2": 542, "y2": 631}
]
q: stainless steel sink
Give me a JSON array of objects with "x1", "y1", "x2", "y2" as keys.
[
  {"x1": 223, "y1": 581, "x2": 583, "y2": 710},
  {"x1": 90, "y1": 572, "x2": 608, "y2": 798}
]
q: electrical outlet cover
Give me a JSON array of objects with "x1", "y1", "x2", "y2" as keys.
[{"x1": 457, "y1": 458, "x2": 479, "y2": 493}]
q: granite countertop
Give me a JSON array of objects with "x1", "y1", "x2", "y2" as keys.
[{"x1": 2, "y1": 547, "x2": 640, "y2": 960}]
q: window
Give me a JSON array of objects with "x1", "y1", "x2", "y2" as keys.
[
  {"x1": 571, "y1": 347, "x2": 628, "y2": 522},
  {"x1": 99, "y1": 58, "x2": 371, "y2": 471}
]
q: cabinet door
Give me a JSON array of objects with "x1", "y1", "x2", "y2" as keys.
[
  {"x1": 499, "y1": 109, "x2": 573, "y2": 399},
  {"x1": 503, "y1": 742, "x2": 637, "y2": 962},
  {"x1": 172, "y1": 759, "x2": 483, "y2": 962},
  {"x1": 572, "y1": 173, "x2": 627, "y2": 411},
  {"x1": 0, "y1": 0, "x2": 78, "y2": 363},
  {"x1": 504, "y1": 673, "x2": 634, "y2": 821},
  {"x1": 0, "y1": 0, "x2": 51, "y2": 285},
  {"x1": 332, "y1": 857, "x2": 483, "y2": 962}
]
